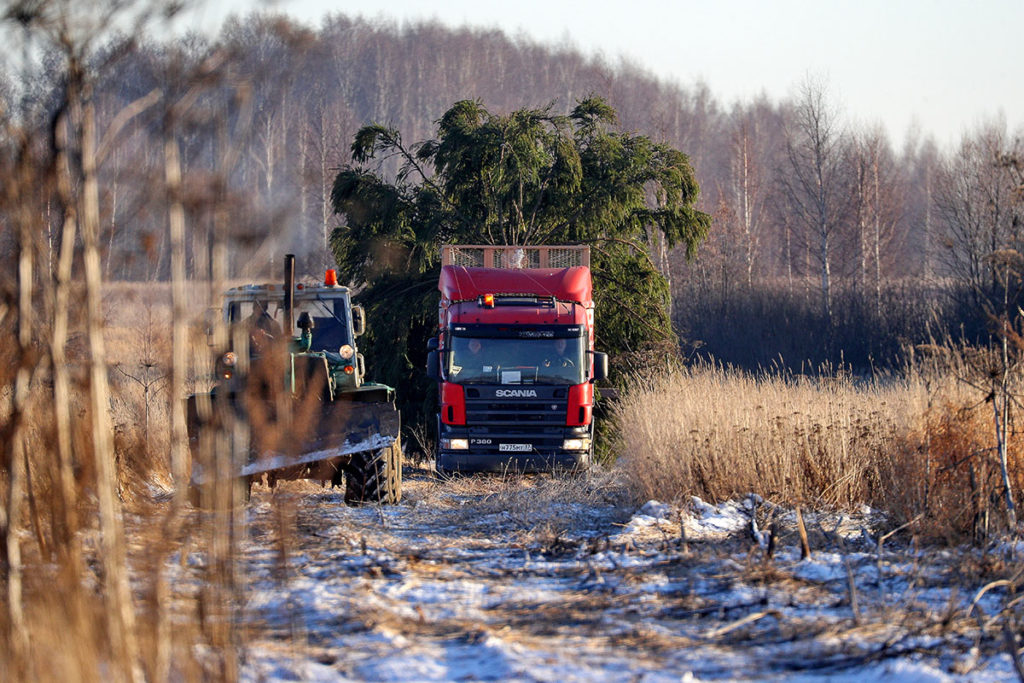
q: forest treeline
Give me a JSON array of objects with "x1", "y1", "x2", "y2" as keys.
[{"x1": 2, "y1": 10, "x2": 1022, "y2": 370}]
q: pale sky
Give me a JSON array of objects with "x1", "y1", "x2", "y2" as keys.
[{"x1": 192, "y1": 0, "x2": 1022, "y2": 148}]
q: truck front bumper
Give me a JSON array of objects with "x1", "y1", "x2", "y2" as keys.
[{"x1": 436, "y1": 450, "x2": 591, "y2": 474}]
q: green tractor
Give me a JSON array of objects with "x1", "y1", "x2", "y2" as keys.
[{"x1": 185, "y1": 254, "x2": 402, "y2": 505}]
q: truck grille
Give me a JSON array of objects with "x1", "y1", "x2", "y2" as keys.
[{"x1": 464, "y1": 387, "x2": 566, "y2": 427}]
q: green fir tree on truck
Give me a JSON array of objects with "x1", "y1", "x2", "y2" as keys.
[{"x1": 329, "y1": 97, "x2": 711, "y2": 432}]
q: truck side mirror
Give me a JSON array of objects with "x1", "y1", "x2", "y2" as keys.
[
  {"x1": 592, "y1": 351, "x2": 609, "y2": 382},
  {"x1": 426, "y1": 350, "x2": 440, "y2": 380},
  {"x1": 427, "y1": 337, "x2": 439, "y2": 352},
  {"x1": 352, "y1": 305, "x2": 366, "y2": 337}
]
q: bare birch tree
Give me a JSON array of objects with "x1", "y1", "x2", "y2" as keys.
[
  {"x1": 935, "y1": 121, "x2": 1017, "y2": 308},
  {"x1": 780, "y1": 77, "x2": 854, "y2": 324},
  {"x1": 853, "y1": 124, "x2": 904, "y2": 313},
  {"x1": 728, "y1": 111, "x2": 769, "y2": 286}
]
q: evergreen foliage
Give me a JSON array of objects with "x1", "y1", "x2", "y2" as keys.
[{"x1": 329, "y1": 98, "x2": 711, "y2": 430}]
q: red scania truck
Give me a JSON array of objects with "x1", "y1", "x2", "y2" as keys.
[{"x1": 426, "y1": 245, "x2": 609, "y2": 473}]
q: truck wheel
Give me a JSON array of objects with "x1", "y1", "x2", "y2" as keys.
[
  {"x1": 432, "y1": 460, "x2": 459, "y2": 479},
  {"x1": 553, "y1": 451, "x2": 593, "y2": 479},
  {"x1": 432, "y1": 414, "x2": 453, "y2": 478},
  {"x1": 345, "y1": 438, "x2": 403, "y2": 505}
]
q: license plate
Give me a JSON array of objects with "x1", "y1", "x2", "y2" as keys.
[{"x1": 499, "y1": 443, "x2": 532, "y2": 452}]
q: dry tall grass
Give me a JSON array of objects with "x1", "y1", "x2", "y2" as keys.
[
  {"x1": 0, "y1": 7, "x2": 276, "y2": 676},
  {"x1": 613, "y1": 363, "x2": 919, "y2": 507},
  {"x1": 0, "y1": 279, "x2": 245, "y2": 680},
  {"x1": 612, "y1": 356, "x2": 1024, "y2": 542}
]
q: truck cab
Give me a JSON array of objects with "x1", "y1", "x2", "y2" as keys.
[{"x1": 428, "y1": 245, "x2": 608, "y2": 473}]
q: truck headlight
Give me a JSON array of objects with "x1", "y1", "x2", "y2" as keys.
[
  {"x1": 562, "y1": 437, "x2": 592, "y2": 451},
  {"x1": 339, "y1": 344, "x2": 355, "y2": 360},
  {"x1": 441, "y1": 438, "x2": 469, "y2": 450}
]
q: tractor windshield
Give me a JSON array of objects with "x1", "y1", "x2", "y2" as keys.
[
  {"x1": 298, "y1": 298, "x2": 351, "y2": 352},
  {"x1": 447, "y1": 334, "x2": 586, "y2": 385},
  {"x1": 228, "y1": 297, "x2": 351, "y2": 352}
]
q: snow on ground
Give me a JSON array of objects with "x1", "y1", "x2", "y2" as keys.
[{"x1": 164, "y1": 472, "x2": 1022, "y2": 682}]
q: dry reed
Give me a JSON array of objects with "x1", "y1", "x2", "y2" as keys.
[{"x1": 611, "y1": 357, "x2": 1024, "y2": 542}]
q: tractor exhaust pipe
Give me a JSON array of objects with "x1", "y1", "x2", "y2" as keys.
[{"x1": 283, "y1": 253, "x2": 295, "y2": 337}]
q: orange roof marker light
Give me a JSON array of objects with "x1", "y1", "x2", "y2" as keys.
[{"x1": 324, "y1": 269, "x2": 338, "y2": 286}]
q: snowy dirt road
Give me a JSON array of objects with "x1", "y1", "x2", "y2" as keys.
[{"x1": 180, "y1": 470, "x2": 1020, "y2": 682}]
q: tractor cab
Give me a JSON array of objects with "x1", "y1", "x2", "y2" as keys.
[{"x1": 218, "y1": 270, "x2": 368, "y2": 389}]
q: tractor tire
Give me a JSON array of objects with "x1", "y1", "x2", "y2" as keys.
[{"x1": 345, "y1": 437, "x2": 403, "y2": 506}]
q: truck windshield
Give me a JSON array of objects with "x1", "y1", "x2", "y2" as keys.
[{"x1": 448, "y1": 336, "x2": 586, "y2": 385}]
